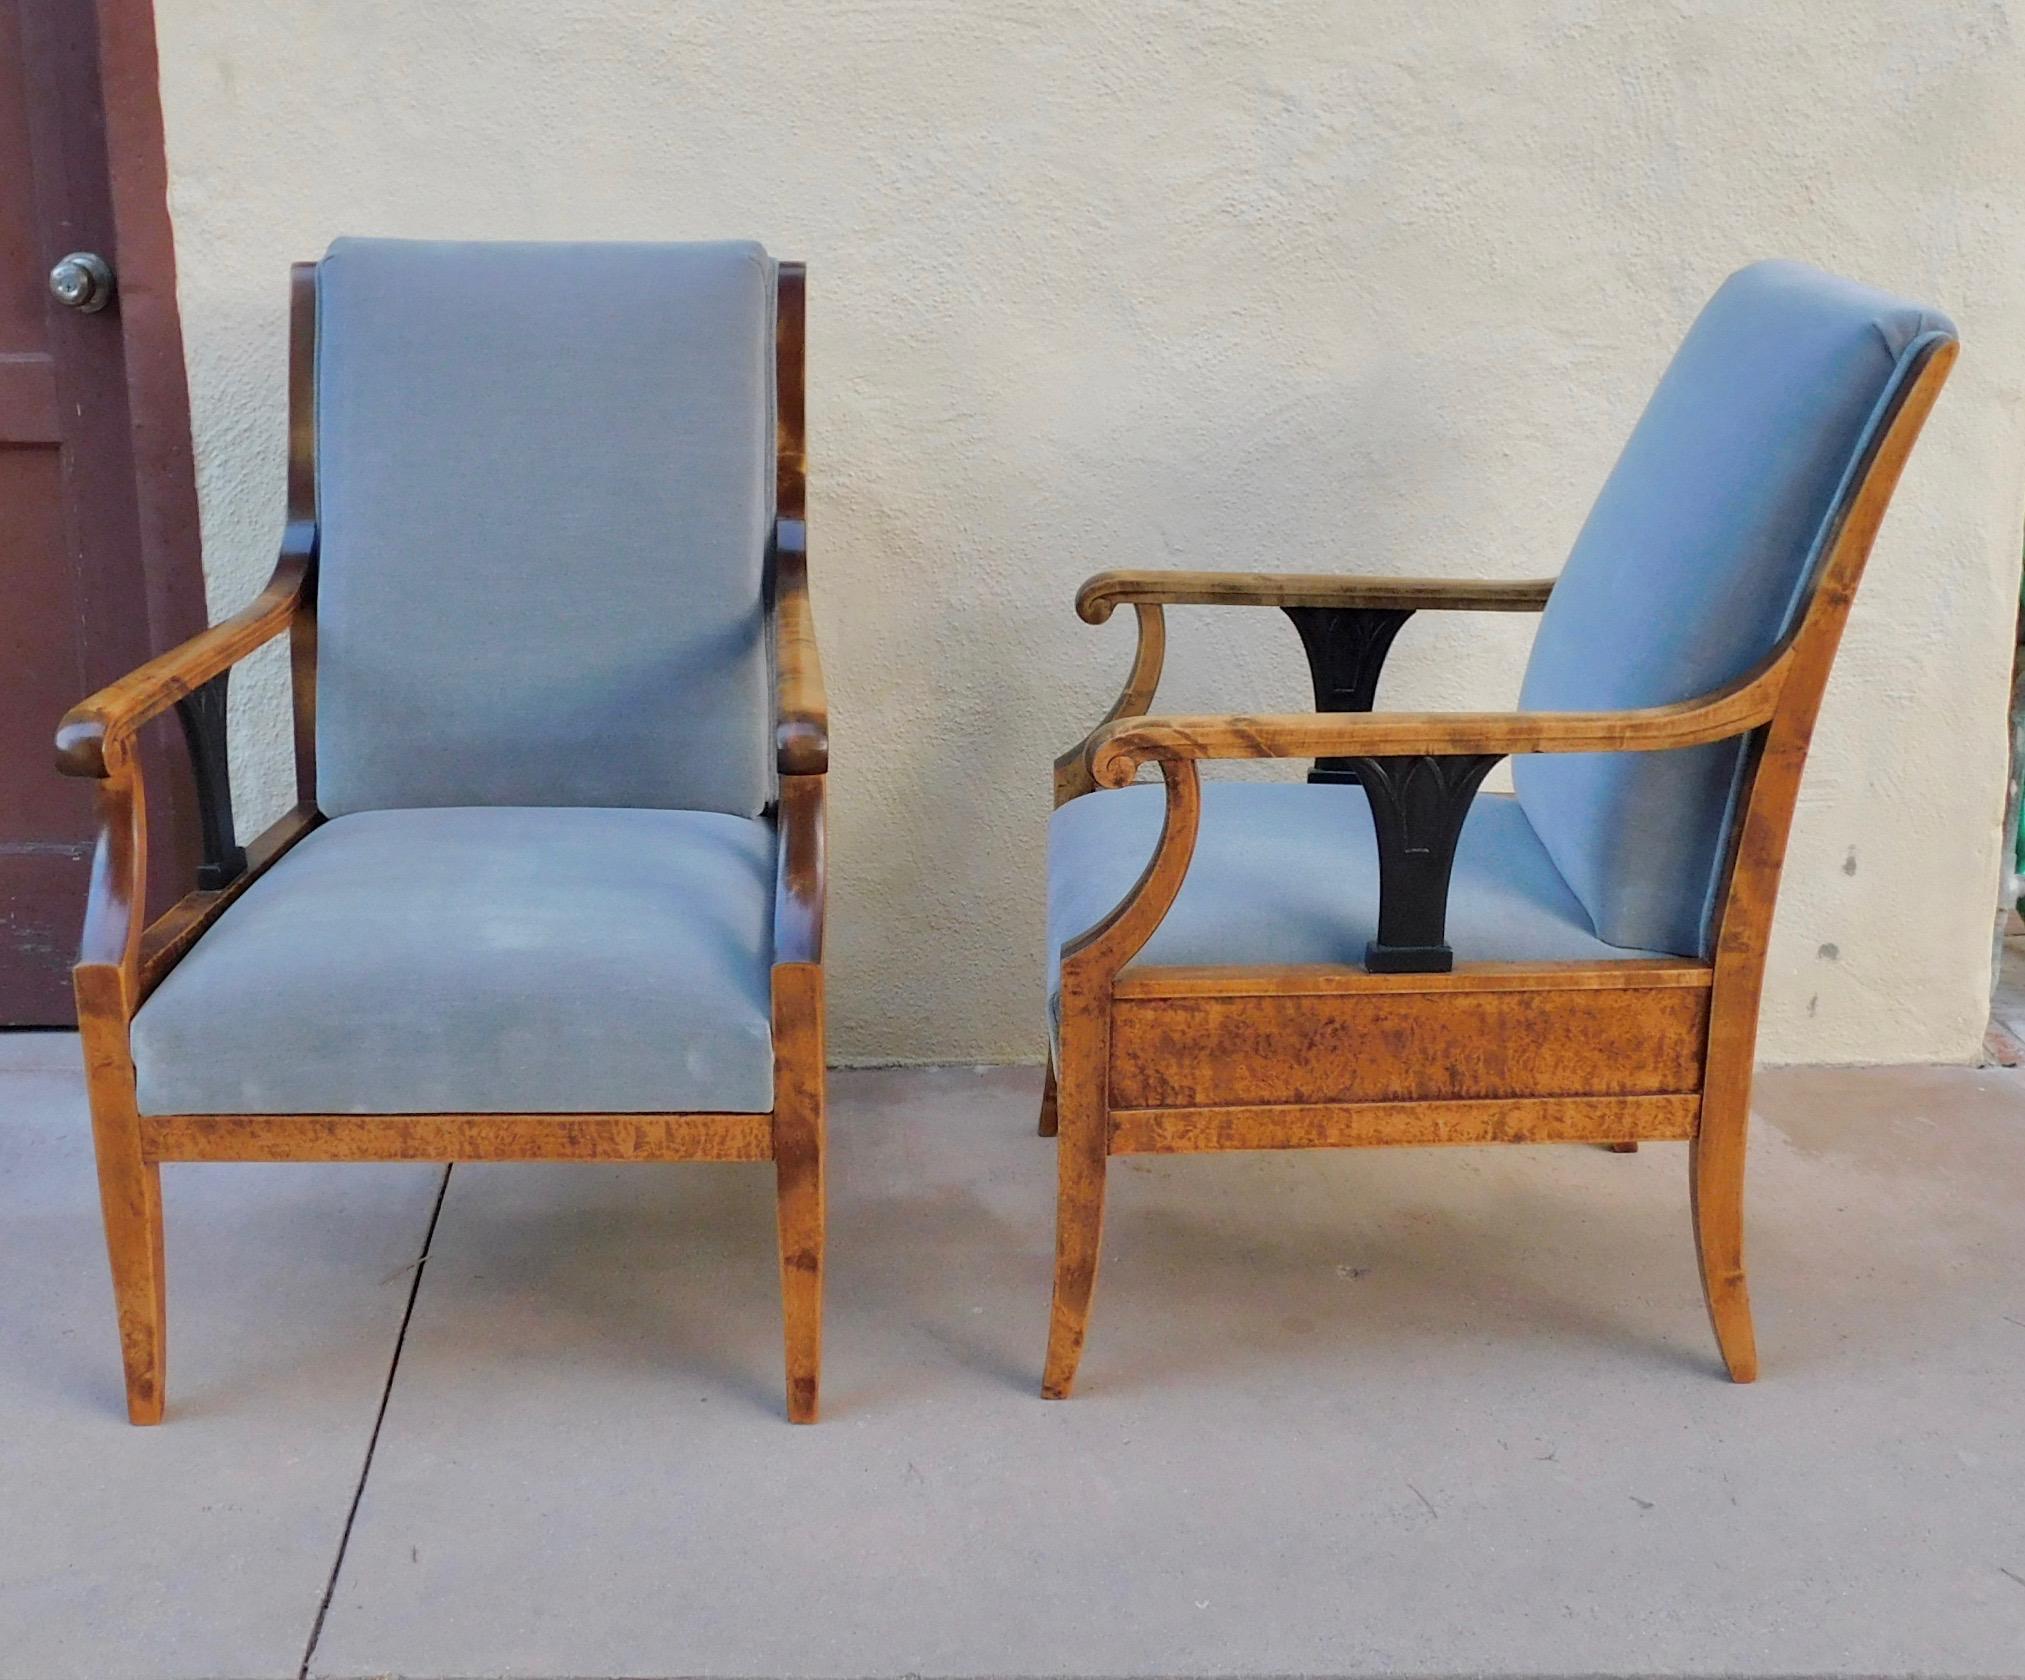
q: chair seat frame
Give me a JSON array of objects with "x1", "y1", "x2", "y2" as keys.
[{"x1": 57, "y1": 259, "x2": 829, "y2": 1424}]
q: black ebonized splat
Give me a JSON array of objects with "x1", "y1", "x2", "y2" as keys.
[
  {"x1": 1281, "y1": 605, "x2": 1413, "y2": 783},
  {"x1": 174, "y1": 670, "x2": 246, "y2": 890},
  {"x1": 1345, "y1": 752, "x2": 1505, "y2": 973}
]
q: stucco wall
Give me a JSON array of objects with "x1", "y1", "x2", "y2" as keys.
[{"x1": 153, "y1": 1, "x2": 2025, "y2": 1065}]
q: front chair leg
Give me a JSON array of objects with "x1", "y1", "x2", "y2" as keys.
[
  {"x1": 88, "y1": 1103, "x2": 167, "y2": 1425},
  {"x1": 76, "y1": 965, "x2": 168, "y2": 1426},
  {"x1": 1041, "y1": 1066, "x2": 1106, "y2": 1399},
  {"x1": 771, "y1": 966, "x2": 825, "y2": 1422},
  {"x1": 1689, "y1": 1091, "x2": 1758, "y2": 1383}
]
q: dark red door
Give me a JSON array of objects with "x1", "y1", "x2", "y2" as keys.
[{"x1": 0, "y1": 0, "x2": 204, "y2": 1022}]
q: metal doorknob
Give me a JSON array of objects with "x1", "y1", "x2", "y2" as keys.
[{"x1": 49, "y1": 252, "x2": 114, "y2": 313}]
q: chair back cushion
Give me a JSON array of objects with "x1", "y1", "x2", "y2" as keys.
[
  {"x1": 1513, "y1": 260, "x2": 1953, "y2": 957},
  {"x1": 313, "y1": 238, "x2": 775, "y2": 817}
]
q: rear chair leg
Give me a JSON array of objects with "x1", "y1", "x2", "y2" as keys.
[
  {"x1": 772, "y1": 966, "x2": 825, "y2": 1423},
  {"x1": 1041, "y1": 1066, "x2": 1106, "y2": 1399},
  {"x1": 1690, "y1": 1091, "x2": 1758, "y2": 1383},
  {"x1": 1037, "y1": 1060, "x2": 1058, "y2": 1137}
]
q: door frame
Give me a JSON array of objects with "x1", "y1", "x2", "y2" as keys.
[{"x1": 91, "y1": 0, "x2": 207, "y2": 673}]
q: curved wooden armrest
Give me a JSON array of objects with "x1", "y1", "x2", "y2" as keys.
[
  {"x1": 773, "y1": 520, "x2": 829, "y2": 776},
  {"x1": 1054, "y1": 601, "x2": 1168, "y2": 805},
  {"x1": 1086, "y1": 653, "x2": 1789, "y2": 789},
  {"x1": 1072, "y1": 653, "x2": 1787, "y2": 974},
  {"x1": 1075, "y1": 569, "x2": 1555, "y2": 624},
  {"x1": 55, "y1": 549, "x2": 308, "y2": 780},
  {"x1": 1059, "y1": 569, "x2": 1556, "y2": 803}
]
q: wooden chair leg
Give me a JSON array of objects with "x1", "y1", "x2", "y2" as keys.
[
  {"x1": 88, "y1": 1105, "x2": 167, "y2": 1425},
  {"x1": 772, "y1": 966, "x2": 825, "y2": 1423},
  {"x1": 1608, "y1": 1140, "x2": 1639, "y2": 1153},
  {"x1": 1041, "y1": 1071, "x2": 1106, "y2": 1399},
  {"x1": 1037, "y1": 1060, "x2": 1058, "y2": 1136},
  {"x1": 1689, "y1": 1097, "x2": 1758, "y2": 1383},
  {"x1": 773, "y1": 1131, "x2": 823, "y2": 1423}
]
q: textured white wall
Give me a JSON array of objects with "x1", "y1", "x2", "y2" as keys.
[{"x1": 154, "y1": 0, "x2": 2025, "y2": 1065}]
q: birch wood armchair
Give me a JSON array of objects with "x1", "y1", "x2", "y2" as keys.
[
  {"x1": 1042, "y1": 261, "x2": 1957, "y2": 1397},
  {"x1": 56, "y1": 241, "x2": 829, "y2": 1423}
]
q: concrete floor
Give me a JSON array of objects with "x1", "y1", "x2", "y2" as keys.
[{"x1": 2, "y1": 1036, "x2": 2022, "y2": 1680}]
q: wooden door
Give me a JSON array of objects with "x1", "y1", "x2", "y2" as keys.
[{"x1": 0, "y1": 0, "x2": 204, "y2": 1022}]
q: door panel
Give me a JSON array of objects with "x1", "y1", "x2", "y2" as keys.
[{"x1": 0, "y1": 0, "x2": 203, "y2": 1021}]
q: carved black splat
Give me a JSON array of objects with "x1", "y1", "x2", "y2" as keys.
[
  {"x1": 1282, "y1": 606, "x2": 1414, "y2": 783},
  {"x1": 1347, "y1": 752, "x2": 1505, "y2": 973},
  {"x1": 174, "y1": 670, "x2": 246, "y2": 890}
]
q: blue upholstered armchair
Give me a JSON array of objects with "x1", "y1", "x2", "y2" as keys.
[
  {"x1": 57, "y1": 241, "x2": 829, "y2": 1424},
  {"x1": 1042, "y1": 262, "x2": 1958, "y2": 1397}
]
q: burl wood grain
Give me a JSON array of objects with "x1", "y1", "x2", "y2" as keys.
[
  {"x1": 146, "y1": 1113, "x2": 776, "y2": 1162},
  {"x1": 1106, "y1": 982, "x2": 1710, "y2": 1109},
  {"x1": 1108, "y1": 1094, "x2": 1699, "y2": 1154}
]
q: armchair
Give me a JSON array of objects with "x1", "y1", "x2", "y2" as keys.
[
  {"x1": 1042, "y1": 261, "x2": 1957, "y2": 1396},
  {"x1": 58, "y1": 241, "x2": 829, "y2": 1423}
]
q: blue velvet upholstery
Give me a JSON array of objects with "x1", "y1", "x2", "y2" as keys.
[
  {"x1": 131, "y1": 808, "x2": 777, "y2": 1115},
  {"x1": 1514, "y1": 261, "x2": 1954, "y2": 956},
  {"x1": 1047, "y1": 783, "x2": 1663, "y2": 1006},
  {"x1": 313, "y1": 238, "x2": 776, "y2": 818}
]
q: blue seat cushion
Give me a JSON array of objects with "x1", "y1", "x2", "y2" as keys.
[
  {"x1": 313, "y1": 238, "x2": 776, "y2": 819},
  {"x1": 1514, "y1": 260, "x2": 1955, "y2": 957},
  {"x1": 131, "y1": 808, "x2": 777, "y2": 1116},
  {"x1": 1047, "y1": 781, "x2": 1664, "y2": 1006}
]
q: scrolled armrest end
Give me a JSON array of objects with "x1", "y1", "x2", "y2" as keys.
[
  {"x1": 55, "y1": 713, "x2": 113, "y2": 780},
  {"x1": 1086, "y1": 716, "x2": 1183, "y2": 790},
  {"x1": 1074, "y1": 573, "x2": 1128, "y2": 625},
  {"x1": 777, "y1": 718, "x2": 830, "y2": 777}
]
